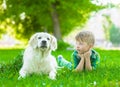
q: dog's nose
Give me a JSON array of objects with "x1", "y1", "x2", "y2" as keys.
[{"x1": 42, "y1": 40, "x2": 46, "y2": 44}]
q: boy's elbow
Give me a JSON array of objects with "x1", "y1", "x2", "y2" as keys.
[{"x1": 86, "y1": 66, "x2": 92, "y2": 71}]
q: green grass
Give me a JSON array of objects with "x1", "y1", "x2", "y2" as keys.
[
  {"x1": 0, "y1": 48, "x2": 120, "y2": 87},
  {"x1": 0, "y1": 48, "x2": 24, "y2": 63}
]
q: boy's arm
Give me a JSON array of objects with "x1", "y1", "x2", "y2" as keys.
[
  {"x1": 84, "y1": 51, "x2": 92, "y2": 71},
  {"x1": 74, "y1": 54, "x2": 84, "y2": 72}
]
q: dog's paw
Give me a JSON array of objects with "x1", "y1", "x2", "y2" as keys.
[
  {"x1": 49, "y1": 71, "x2": 56, "y2": 80},
  {"x1": 19, "y1": 70, "x2": 27, "y2": 80},
  {"x1": 18, "y1": 76, "x2": 22, "y2": 80},
  {"x1": 49, "y1": 75, "x2": 56, "y2": 80},
  {"x1": 18, "y1": 75, "x2": 26, "y2": 80}
]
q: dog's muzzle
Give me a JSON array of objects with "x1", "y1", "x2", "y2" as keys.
[{"x1": 40, "y1": 40, "x2": 47, "y2": 48}]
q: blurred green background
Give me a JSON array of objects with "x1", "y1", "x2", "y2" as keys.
[{"x1": 0, "y1": 0, "x2": 120, "y2": 48}]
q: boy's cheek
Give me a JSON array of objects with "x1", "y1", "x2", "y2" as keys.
[
  {"x1": 76, "y1": 48, "x2": 79, "y2": 51},
  {"x1": 76, "y1": 47, "x2": 80, "y2": 51}
]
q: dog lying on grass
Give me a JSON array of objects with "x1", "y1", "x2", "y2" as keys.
[{"x1": 18, "y1": 32, "x2": 58, "y2": 80}]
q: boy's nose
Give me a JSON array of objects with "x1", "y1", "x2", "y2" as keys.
[
  {"x1": 76, "y1": 45, "x2": 80, "y2": 48},
  {"x1": 76, "y1": 46, "x2": 80, "y2": 49}
]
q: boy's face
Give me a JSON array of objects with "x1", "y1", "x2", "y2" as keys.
[{"x1": 75, "y1": 40, "x2": 92, "y2": 54}]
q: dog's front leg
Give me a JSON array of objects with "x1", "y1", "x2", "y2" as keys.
[
  {"x1": 49, "y1": 70, "x2": 56, "y2": 80},
  {"x1": 18, "y1": 68, "x2": 27, "y2": 80}
]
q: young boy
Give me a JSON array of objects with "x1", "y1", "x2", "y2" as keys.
[{"x1": 58, "y1": 30, "x2": 100, "y2": 72}]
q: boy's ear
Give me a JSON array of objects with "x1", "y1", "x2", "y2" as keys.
[{"x1": 89, "y1": 44, "x2": 94, "y2": 49}]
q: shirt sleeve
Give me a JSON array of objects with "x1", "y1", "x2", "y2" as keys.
[
  {"x1": 71, "y1": 51, "x2": 80, "y2": 69},
  {"x1": 91, "y1": 52, "x2": 100, "y2": 70}
]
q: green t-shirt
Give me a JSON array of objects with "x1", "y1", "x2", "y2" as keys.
[{"x1": 72, "y1": 49, "x2": 100, "y2": 69}]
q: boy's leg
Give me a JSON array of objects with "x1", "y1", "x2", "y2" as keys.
[{"x1": 57, "y1": 55, "x2": 73, "y2": 70}]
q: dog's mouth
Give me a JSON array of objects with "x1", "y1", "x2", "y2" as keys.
[
  {"x1": 39, "y1": 41, "x2": 48, "y2": 49},
  {"x1": 40, "y1": 45, "x2": 47, "y2": 48}
]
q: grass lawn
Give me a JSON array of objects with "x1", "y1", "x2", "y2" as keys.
[{"x1": 0, "y1": 48, "x2": 120, "y2": 87}]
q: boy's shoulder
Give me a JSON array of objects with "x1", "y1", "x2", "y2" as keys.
[
  {"x1": 72, "y1": 50, "x2": 78, "y2": 55},
  {"x1": 91, "y1": 49, "x2": 100, "y2": 59},
  {"x1": 91, "y1": 49, "x2": 99, "y2": 55},
  {"x1": 72, "y1": 50, "x2": 79, "y2": 58}
]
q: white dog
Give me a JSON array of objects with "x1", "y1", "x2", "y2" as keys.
[{"x1": 18, "y1": 32, "x2": 58, "y2": 80}]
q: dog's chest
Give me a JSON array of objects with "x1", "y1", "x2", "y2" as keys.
[{"x1": 31, "y1": 55, "x2": 51, "y2": 73}]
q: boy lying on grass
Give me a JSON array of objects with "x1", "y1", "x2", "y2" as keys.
[{"x1": 58, "y1": 30, "x2": 100, "y2": 72}]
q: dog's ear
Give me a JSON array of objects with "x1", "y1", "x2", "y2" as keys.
[
  {"x1": 29, "y1": 33, "x2": 38, "y2": 49},
  {"x1": 50, "y1": 35, "x2": 57, "y2": 51}
]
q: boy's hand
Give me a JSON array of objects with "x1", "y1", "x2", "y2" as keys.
[
  {"x1": 84, "y1": 50, "x2": 92, "y2": 71},
  {"x1": 78, "y1": 53, "x2": 84, "y2": 59},
  {"x1": 84, "y1": 50, "x2": 91, "y2": 59}
]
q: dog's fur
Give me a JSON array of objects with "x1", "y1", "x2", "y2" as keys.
[{"x1": 19, "y1": 32, "x2": 57, "y2": 80}]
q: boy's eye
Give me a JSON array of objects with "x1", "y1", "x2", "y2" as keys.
[
  {"x1": 76, "y1": 42, "x2": 82, "y2": 45},
  {"x1": 79, "y1": 43, "x2": 82, "y2": 45},
  {"x1": 79, "y1": 43, "x2": 83, "y2": 45}
]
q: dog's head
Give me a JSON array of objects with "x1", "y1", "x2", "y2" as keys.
[{"x1": 29, "y1": 32, "x2": 57, "y2": 51}]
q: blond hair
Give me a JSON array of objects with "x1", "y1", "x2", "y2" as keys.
[{"x1": 75, "y1": 31, "x2": 95, "y2": 45}]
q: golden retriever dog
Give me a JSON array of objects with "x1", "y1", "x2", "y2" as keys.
[{"x1": 18, "y1": 32, "x2": 57, "y2": 80}]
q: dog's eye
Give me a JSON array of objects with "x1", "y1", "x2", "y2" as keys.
[
  {"x1": 38, "y1": 37, "x2": 41, "y2": 39},
  {"x1": 47, "y1": 38, "x2": 50, "y2": 40}
]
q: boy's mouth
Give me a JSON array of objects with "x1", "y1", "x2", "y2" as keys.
[{"x1": 77, "y1": 50, "x2": 85, "y2": 54}]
